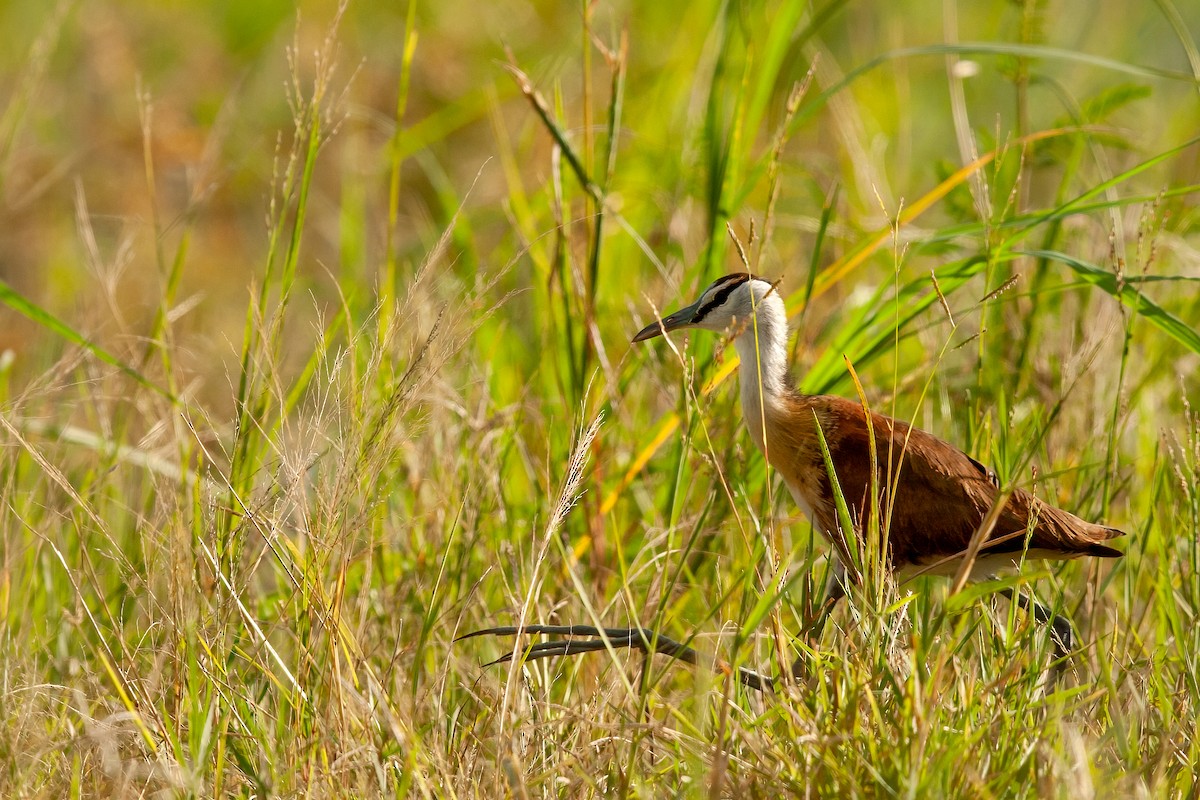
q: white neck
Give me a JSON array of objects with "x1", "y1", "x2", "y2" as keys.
[{"x1": 731, "y1": 294, "x2": 791, "y2": 446}]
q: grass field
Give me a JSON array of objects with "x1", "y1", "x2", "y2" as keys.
[{"x1": 2, "y1": 0, "x2": 1199, "y2": 796}]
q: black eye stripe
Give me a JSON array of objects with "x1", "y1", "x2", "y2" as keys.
[{"x1": 693, "y1": 274, "x2": 750, "y2": 323}]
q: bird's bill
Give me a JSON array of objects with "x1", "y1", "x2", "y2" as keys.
[{"x1": 631, "y1": 301, "x2": 701, "y2": 343}]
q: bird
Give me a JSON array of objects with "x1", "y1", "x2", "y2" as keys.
[{"x1": 461, "y1": 273, "x2": 1124, "y2": 691}]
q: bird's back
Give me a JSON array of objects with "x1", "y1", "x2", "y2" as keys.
[{"x1": 757, "y1": 394, "x2": 1123, "y2": 574}]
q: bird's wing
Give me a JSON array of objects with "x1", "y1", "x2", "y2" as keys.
[{"x1": 808, "y1": 396, "x2": 1121, "y2": 565}]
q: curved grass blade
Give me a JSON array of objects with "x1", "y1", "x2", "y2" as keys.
[
  {"x1": 789, "y1": 42, "x2": 1199, "y2": 142},
  {"x1": 1020, "y1": 249, "x2": 1200, "y2": 355},
  {"x1": 0, "y1": 278, "x2": 174, "y2": 402}
]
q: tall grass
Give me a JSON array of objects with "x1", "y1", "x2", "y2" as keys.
[{"x1": 0, "y1": 0, "x2": 1198, "y2": 796}]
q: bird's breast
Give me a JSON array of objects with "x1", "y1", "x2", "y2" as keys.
[{"x1": 740, "y1": 396, "x2": 835, "y2": 536}]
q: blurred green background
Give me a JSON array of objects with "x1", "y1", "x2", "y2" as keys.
[{"x1": 3, "y1": 0, "x2": 1195, "y2": 406}]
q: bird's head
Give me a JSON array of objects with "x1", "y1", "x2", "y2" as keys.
[{"x1": 632, "y1": 273, "x2": 781, "y2": 343}]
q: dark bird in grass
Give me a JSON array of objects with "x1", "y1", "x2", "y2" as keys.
[{"x1": 461, "y1": 274, "x2": 1124, "y2": 691}]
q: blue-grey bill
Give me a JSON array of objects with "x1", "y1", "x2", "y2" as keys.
[{"x1": 631, "y1": 305, "x2": 696, "y2": 343}]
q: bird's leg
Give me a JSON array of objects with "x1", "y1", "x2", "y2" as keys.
[
  {"x1": 456, "y1": 624, "x2": 774, "y2": 692},
  {"x1": 998, "y1": 586, "x2": 1075, "y2": 666},
  {"x1": 788, "y1": 556, "x2": 848, "y2": 681}
]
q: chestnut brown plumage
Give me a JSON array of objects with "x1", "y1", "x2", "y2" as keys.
[{"x1": 773, "y1": 393, "x2": 1123, "y2": 577}]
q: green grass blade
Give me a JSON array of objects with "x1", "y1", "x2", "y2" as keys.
[
  {"x1": 0, "y1": 278, "x2": 173, "y2": 401},
  {"x1": 1021, "y1": 248, "x2": 1200, "y2": 354}
]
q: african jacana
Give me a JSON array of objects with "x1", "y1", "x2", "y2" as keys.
[{"x1": 462, "y1": 273, "x2": 1123, "y2": 690}]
